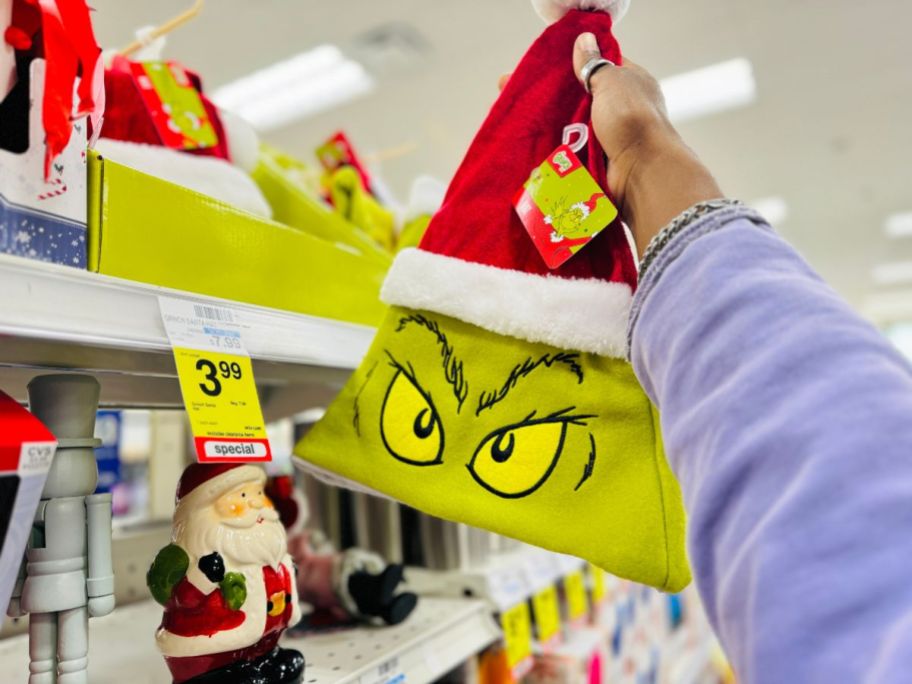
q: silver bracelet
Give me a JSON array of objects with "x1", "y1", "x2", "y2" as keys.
[{"x1": 638, "y1": 199, "x2": 743, "y2": 280}]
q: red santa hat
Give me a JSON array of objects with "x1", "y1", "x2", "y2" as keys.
[
  {"x1": 175, "y1": 463, "x2": 266, "y2": 507},
  {"x1": 380, "y1": 5, "x2": 636, "y2": 358}
]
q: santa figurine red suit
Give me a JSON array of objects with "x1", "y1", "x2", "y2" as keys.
[{"x1": 147, "y1": 464, "x2": 304, "y2": 684}]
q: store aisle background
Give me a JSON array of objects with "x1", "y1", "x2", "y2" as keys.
[{"x1": 90, "y1": 0, "x2": 912, "y2": 323}]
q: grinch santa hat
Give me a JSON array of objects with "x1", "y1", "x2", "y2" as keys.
[
  {"x1": 294, "y1": 0, "x2": 691, "y2": 592},
  {"x1": 175, "y1": 463, "x2": 265, "y2": 509},
  {"x1": 382, "y1": 3, "x2": 635, "y2": 358}
]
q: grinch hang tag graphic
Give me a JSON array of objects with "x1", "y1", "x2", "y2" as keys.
[{"x1": 514, "y1": 124, "x2": 618, "y2": 269}]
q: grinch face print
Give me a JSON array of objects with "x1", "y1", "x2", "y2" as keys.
[
  {"x1": 298, "y1": 305, "x2": 690, "y2": 590},
  {"x1": 352, "y1": 311, "x2": 603, "y2": 501},
  {"x1": 545, "y1": 193, "x2": 607, "y2": 242}
]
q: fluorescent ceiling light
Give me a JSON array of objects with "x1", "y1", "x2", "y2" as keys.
[
  {"x1": 212, "y1": 45, "x2": 375, "y2": 132},
  {"x1": 749, "y1": 196, "x2": 788, "y2": 226},
  {"x1": 885, "y1": 212, "x2": 912, "y2": 238},
  {"x1": 660, "y1": 58, "x2": 757, "y2": 123},
  {"x1": 872, "y1": 261, "x2": 912, "y2": 286}
]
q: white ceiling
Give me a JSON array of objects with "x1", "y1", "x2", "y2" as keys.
[{"x1": 89, "y1": 0, "x2": 912, "y2": 322}]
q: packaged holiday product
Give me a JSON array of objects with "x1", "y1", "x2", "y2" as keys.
[
  {"x1": 294, "y1": 1, "x2": 690, "y2": 592},
  {"x1": 147, "y1": 463, "x2": 304, "y2": 684},
  {"x1": 253, "y1": 144, "x2": 394, "y2": 264},
  {"x1": 96, "y1": 57, "x2": 273, "y2": 218},
  {"x1": 87, "y1": 151, "x2": 389, "y2": 327},
  {"x1": 0, "y1": 390, "x2": 57, "y2": 620},
  {"x1": 0, "y1": 0, "x2": 102, "y2": 268}
]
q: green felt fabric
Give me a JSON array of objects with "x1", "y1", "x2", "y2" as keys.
[{"x1": 295, "y1": 308, "x2": 690, "y2": 591}]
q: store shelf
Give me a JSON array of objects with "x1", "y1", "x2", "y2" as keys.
[
  {"x1": 0, "y1": 597, "x2": 499, "y2": 684},
  {"x1": 0, "y1": 255, "x2": 375, "y2": 416},
  {"x1": 405, "y1": 546, "x2": 586, "y2": 612}
]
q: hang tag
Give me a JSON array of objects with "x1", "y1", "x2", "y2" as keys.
[
  {"x1": 514, "y1": 141, "x2": 618, "y2": 269},
  {"x1": 129, "y1": 61, "x2": 219, "y2": 151},
  {"x1": 501, "y1": 602, "x2": 534, "y2": 680},
  {"x1": 159, "y1": 297, "x2": 271, "y2": 463}
]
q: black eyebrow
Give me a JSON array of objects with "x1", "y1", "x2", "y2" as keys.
[
  {"x1": 395, "y1": 314, "x2": 468, "y2": 412},
  {"x1": 476, "y1": 353, "x2": 584, "y2": 415}
]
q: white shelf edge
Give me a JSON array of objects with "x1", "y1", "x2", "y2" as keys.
[
  {"x1": 0, "y1": 597, "x2": 499, "y2": 684},
  {"x1": 0, "y1": 254, "x2": 375, "y2": 370}
]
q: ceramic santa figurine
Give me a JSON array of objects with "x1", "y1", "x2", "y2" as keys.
[
  {"x1": 266, "y1": 475, "x2": 418, "y2": 627},
  {"x1": 146, "y1": 464, "x2": 304, "y2": 684}
]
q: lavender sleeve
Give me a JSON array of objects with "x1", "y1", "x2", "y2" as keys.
[{"x1": 628, "y1": 207, "x2": 912, "y2": 682}]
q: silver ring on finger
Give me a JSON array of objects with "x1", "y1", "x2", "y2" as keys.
[{"x1": 581, "y1": 57, "x2": 615, "y2": 94}]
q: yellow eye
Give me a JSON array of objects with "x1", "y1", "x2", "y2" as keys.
[
  {"x1": 468, "y1": 420, "x2": 567, "y2": 498},
  {"x1": 381, "y1": 370, "x2": 444, "y2": 466}
]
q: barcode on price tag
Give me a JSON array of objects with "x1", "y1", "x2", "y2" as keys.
[
  {"x1": 358, "y1": 657, "x2": 404, "y2": 684},
  {"x1": 159, "y1": 297, "x2": 271, "y2": 463},
  {"x1": 193, "y1": 304, "x2": 234, "y2": 323}
]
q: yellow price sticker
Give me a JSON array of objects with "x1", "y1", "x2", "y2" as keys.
[
  {"x1": 565, "y1": 570, "x2": 589, "y2": 622},
  {"x1": 532, "y1": 585, "x2": 561, "y2": 645},
  {"x1": 173, "y1": 347, "x2": 270, "y2": 462},
  {"x1": 589, "y1": 563, "x2": 607, "y2": 604},
  {"x1": 501, "y1": 602, "x2": 533, "y2": 677}
]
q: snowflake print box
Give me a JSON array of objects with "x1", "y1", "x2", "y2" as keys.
[{"x1": 0, "y1": 60, "x2": 88, "y2": 268}]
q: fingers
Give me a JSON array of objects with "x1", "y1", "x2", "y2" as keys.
[
  {"x1": 498, "y1": 73, "x2": 511, "y2": 92},
  {"x1": 574, "y1": 32, "x2": 617, "y2": 94},
  {"x1": 573, "y1": 32, "x2": 603, "y2": 82}
]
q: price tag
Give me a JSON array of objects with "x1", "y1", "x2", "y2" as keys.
[
  {"x1": 589, "y1": 563, "x2": 607, "y2": 604},
  {"x1": 565, "y1": 570, "x2": 589, "y2": 623},
  {"x1": 501, "y1": 602, "x2": 533, "y2": 680},
  {"x1": 532, "y1": 585, "x2": 561, "y2": 646},
  {"x1": 159, "y1": 297, "x2": 271, "y2": 462}
]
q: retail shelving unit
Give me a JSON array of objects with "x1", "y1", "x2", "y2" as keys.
[
  {"x1": 0, "y1": 597, "x2": 500, "y2": 683},
  {"x1": 405, "y1": 545, "x2": 586, "y2": 611},
  {"x1": 0, "y1": 253, "x2": 375, "y2": 419}
]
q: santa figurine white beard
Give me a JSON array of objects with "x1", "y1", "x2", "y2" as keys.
[
  {"x1": 147, "y1": 463, "x2": 304, "y2": 684},
  {"x1": 176, "y1": 500, "x2": 287, "y2": 571}
]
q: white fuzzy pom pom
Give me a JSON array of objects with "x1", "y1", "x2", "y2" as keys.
[{"x1": 531, "y1": 0, "x2": 631, "y2": 24}]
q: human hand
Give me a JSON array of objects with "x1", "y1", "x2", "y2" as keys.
[{"x1": 572, "y1": 33, "x2": 724, "y2": 254}]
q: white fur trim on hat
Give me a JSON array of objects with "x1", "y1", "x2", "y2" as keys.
[
  {"x1": 381, "y1": 248, "x2": 632, "y2": 358},
  {"x1": 532, "y1": 0, "x2": 631, "y2": 23}
]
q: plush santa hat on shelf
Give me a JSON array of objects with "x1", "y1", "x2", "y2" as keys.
[{"x1": 295, "y1": 0, "x2": 690, "y2": 592}]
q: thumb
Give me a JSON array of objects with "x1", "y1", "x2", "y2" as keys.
[{"x1": 573, "y1": 32, "x2": 603, "y2": 84}]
